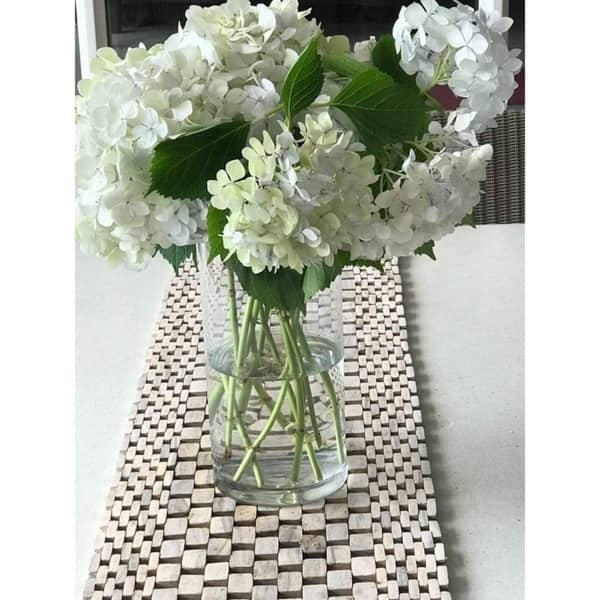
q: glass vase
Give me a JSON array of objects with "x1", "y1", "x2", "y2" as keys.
[{"x1": 197, "y1": 242, "x2": 347, "y2": 506}]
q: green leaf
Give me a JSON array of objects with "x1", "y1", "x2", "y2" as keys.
[
  {"x1": 460, "y1": 212, "x2": 476, "y2": 228},
  {"x1": 157, "y1": 244, "x2": 197, "y2": 273},
  {"x1": 414, "y1": 240, "x2": 436, "y2": 260},
  {"x1": 206, "y1": 205, "x2": 229, "y2": 262},
  {"x1": 331, "y1": 69, "x2": 428, "y2": 151},
  {"x1": 148, "y1": 120, "x2": 250, "y2": 200},
  {"x1": 281, "y1": 37, "x2": 324, "y2": 123},
  {"x1": 371, "y1": 34, "x2": 416, "y2": 86},
  {"x1": 302, "y1": 251, "x2": 351, "y2": 302},
  {"x1": 302, "y1": 263, "x2": 327, "y2": 303},
  {"x1": 230, "y1": 259, "x2": 305, "y2": 312},
  {"x1": 322, "y1": 53, "x2": 370, "y2": 78}
]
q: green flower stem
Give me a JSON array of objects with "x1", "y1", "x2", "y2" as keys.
[
  {"x1": 236, "y1": 297, "x2": 257, "y2": 374},
  {"x1": 283, "y1": 311, "x2": 326, "y2": 482},
  {"x1": 227, "y1": 268, "x2": 240, "y2": 354},
  {"x1": 426, "y1": 47, "x2": 453, "y2": 92},
  {"x1": 290, "y1": 314, "x2": 323, "y2": 448},
  {"x1": 221, "y1": 286, "x2": 329, "y2": 486},
  {"x1": 256, "y1": 312, "x2": 267, "y2": 356},
  {"x1": 263, "y1": 103, "x2": 283, "y2": 118},
  {"x1": 257, "y1": 306, "x2": 300, "y2": 422},
  {"x1": 236, "y1": 381, "x2": 253, "y2": 422},
  {"x1": 223, "y1": 376, "x2": 264, "y2": 486},
  {"x1": 259, "y1": 305, "x2": 282, "y2": 365},
  {"x1": 291, "y1": 388, "x2": 304, "y2": 482},
  {"x1": 233, "y1": 363, "x2": 292, "y2": 482},
  {"x1": 240, "y1": 301, "x2": 261, "y2": 413},
  {"x1": 225, "y1": 269, "x2": 241, "y2": 452},
  {"x1": 233, "y1": 297, "x2": 258, "y2": 415},
  {"x1": 295, "y1": 323, "x2": 345, "y2": 464},
  {"x1": 247, "y1": 301, "x2": 260, "y2": 354},
  {"x1": 253, "y1": 381, "x2": 296, "y2": 433},
  {"x1": 280, "y1": 314, "x2": 306, "y2": 483},
  {"x1": 225, "y1": 295, "x2": 257, "y2": 453},
  {"x1": 304, "y1": 440, "x2": 324, "y2": 481}
]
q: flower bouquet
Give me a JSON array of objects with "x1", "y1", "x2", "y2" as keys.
[{"x1": 76, "y1": 0, "x2": 521, "y2": 504}]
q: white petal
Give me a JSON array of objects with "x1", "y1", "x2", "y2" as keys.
[
  {"x1": 225, "y1": 159, "x2": 246, "y2": 182},
  {"x1": 454, "y1": 111, "x2": 475, "y2": 131},
  {"x1": 208, "y1": 79, "x2": 228, "y2": 99},
  {"x1": 302, "y1": 227, "x2": 318, "y2": 242},
  {"x1": 131, "y1": 201, "x2": 150, "y2": 216},
  {"x1": 504, "y1": 57, "x2": 523, "y2": 72},
  {"x1": 405, "y1": 4, "x2": 427, "y2": 27},
  {"x1": 257, "y1": 4, "x2": 276, "y2": 32},
  {"x1": 426, "y1": 33, "x2": 447, "y2": 53},
  {"x1": 445, "y1": 25, "x2": 466, "y2": 48},
  {"x1": 468, "y1": 33, "x2": 489, "y2": 55},
  {"x1": 460, "y1": 21, "x2": 475, "y2": 41},
  {"x1": 143, "y1": 108, "x2": 159, "y2": 127},
  {"x1": 137, "y1": 130, "x2": 156, "y2": 149},
  {"x1": 97, "y1": 206, "x2": 114, "y2": 227},
  {"x1": 491, "y1": 16, "x2": 513, "y2": 34},
  {"x1": 171, "y1": 100, "x2": 192, "y2": 121},
  {"x1": 121, "y1": 101, "x2": 138, "y2": 120},
  {"x1": 455, "y1": 46, "x2": 476, "y2": 66},
  {"x1": 211, "y1": 195, "x2": 229, "y2": 210}
]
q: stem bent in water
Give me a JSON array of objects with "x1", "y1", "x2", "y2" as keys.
[{"x1": 213, "y1": 277, "x2": 345, "y2": 487}]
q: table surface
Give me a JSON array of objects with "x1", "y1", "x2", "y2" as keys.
[{"x1": 75, "y1": 224, "x2": 524, "y2": 600}]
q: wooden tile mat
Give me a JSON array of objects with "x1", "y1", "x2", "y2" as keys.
[{"x1": 83, "y1": 260, "x2": 451, "y2": 600}]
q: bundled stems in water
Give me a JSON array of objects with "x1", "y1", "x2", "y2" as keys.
[
  {"x1": 219, "y1": 266, "x2": 344, "y2": 487},
  {"x1": 294, "y1": 318, "x2": 346, "y2": 465}
]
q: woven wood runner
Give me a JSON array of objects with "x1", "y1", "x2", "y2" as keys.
[{"x1": 83, "y1": 260, "x2": 451, "y2": 600}]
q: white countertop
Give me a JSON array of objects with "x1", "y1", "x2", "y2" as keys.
[{"x1": 75, "y1": 224, "x2": 524, "y2": 599}]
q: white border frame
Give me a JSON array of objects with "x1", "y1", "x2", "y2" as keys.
[{"x1": 76, "y1": 0, "x2": 108, "y2": 77}]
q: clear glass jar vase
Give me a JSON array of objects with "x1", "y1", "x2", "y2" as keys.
[{"x1": 197, "y1": 242, "x2": 347, "y2": 506}]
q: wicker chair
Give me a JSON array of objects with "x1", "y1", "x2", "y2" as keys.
[{"x1": 475, "y1": 107, "x2": 525, "y2": 224}]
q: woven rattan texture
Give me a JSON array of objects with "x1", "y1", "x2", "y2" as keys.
[
  {"x1": 83, "y1": 260, "x2": 451, "y2": 600},
  {"x1": 432, "y1": 107, "x2": 525, "y2": 225},
  {"x1": 476, "y1": 107, "x2": 525, "y2": 225}
]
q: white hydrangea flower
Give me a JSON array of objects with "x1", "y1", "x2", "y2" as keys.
[
  {"x1": 75, "y1": 35, "x2": 218, "y2": 266},
  {"x1": 422, "y1": 111, "x2": 479, "y2": 151},
  {"x1": 208, "y1": 113, "x2": 379, "y2": 273},
  {"x1": 369, "y1": 144, "x2": 493, "y2": 259},
  {"x1": 185, "y1": 0, "x2": 319, "y2": 85},
  {"x1": 132, "y1": 108, "x2": 169, "y2": 148},
  {"x1": 76, "y1": 1, "x2": 321, "y2": 268},
  {"x1": 240, "y1": 78, "x2": 280, "y2": 120},
  {"x1": 392, "y1": 0, "x2": 522, "y2": 133},
  {"x1": 76, "y1": 1, "x2": 510, "y2": 273}
]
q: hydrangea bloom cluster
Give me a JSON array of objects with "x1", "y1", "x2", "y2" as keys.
[
  {"x1": 76, "y1": 0, "x2": 319, "y2": 267},
  {"x1": 372, "y1": 144, "x2": 493, "y2": 257},
  {"x1": 208, "y1": 113, "x2": 378, "y2": 273},
  {"x1": 392, "y1": 0, "x2": 522, "y2": 133},
  {"x1": 76, "y1": 0, "x2": 520, "y2": 272},
  {"x1": 207, "y1": 111, "x2": 493, "y2": 272}
]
